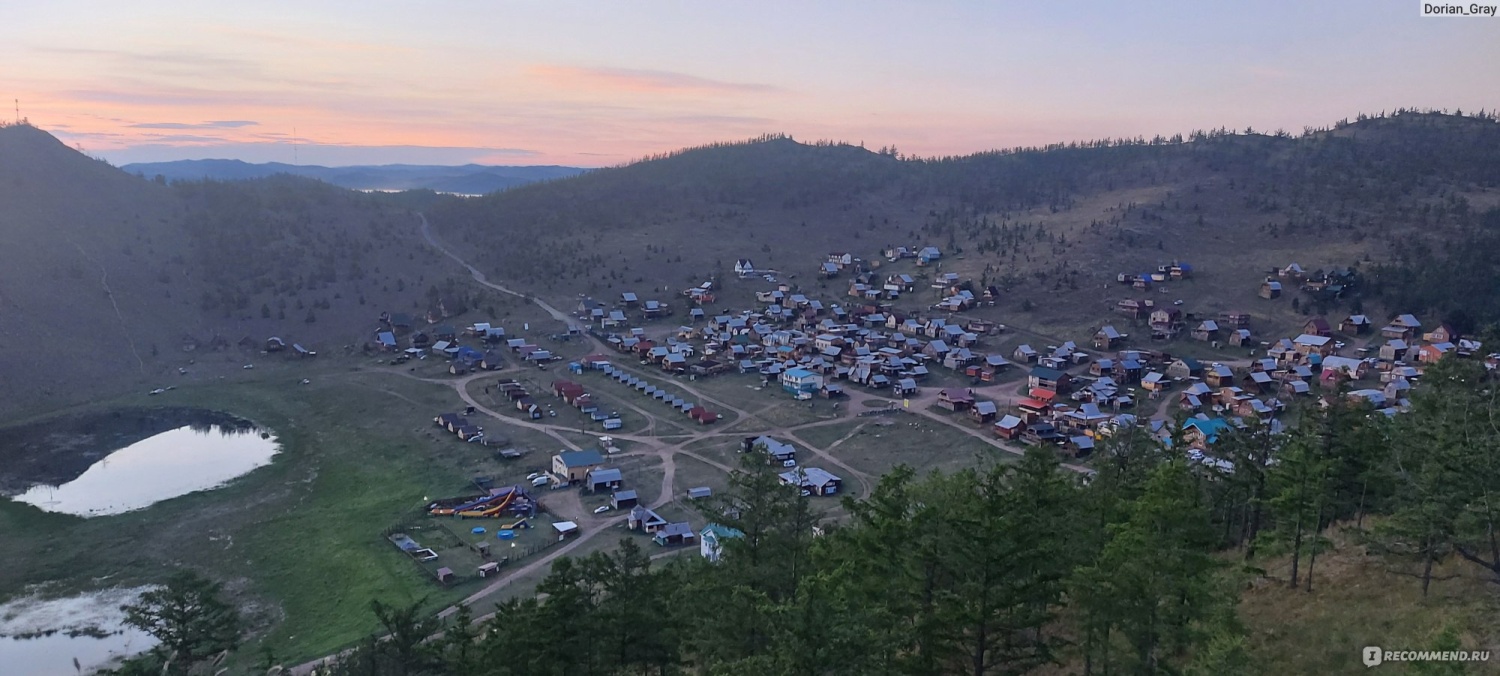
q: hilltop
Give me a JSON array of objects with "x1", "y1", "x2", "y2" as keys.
[
  {"x1": 430, "y1": 112, "x2": 1500, "y2": 339},
  {"x1": 120, "y1": 159, "x2": 586, "y2": 195},
  {"x1": 0, "y1": 124, "x2": 481, "y2": 418}
]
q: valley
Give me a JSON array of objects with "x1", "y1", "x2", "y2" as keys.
[{"x1": 4, "y1": 112, "x2": 1500, "y2": 673}]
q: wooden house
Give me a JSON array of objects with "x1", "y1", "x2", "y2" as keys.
[
  {"x1": 1293, "y1": 334, "x2": 1335, "y2": 357},
  {"x1": 552, "y1": 450, "x2": 605, "y2": 484},
  {"x1": 968, "y1": 401, "x2": 999, "y2": 425},
  {"x1": 1204, "y1": 364, "x2": 1236, "y2": 388},
  {"x1": 1341, "y1": 314, "x2": 1373, "y2": 334},
  {"x1": 779, "y1": 467, "x2": 843, "y2": 496},
  {"x1": 1304, "y1": 317, "x2": 1333, "y2": 337},
  {"x1": 1191, "y1": 320, "x2": 1220, "y2": 342},
  {"x1": 1423, "y1": 324, "x2": 1459, "y2": 344},
  {"x1": 1219, "y1": 311, "x2": 1252, "y2": 328},
  {"x1": 1380, "y1": 314, "x2": 1422, "y2": 340},
  {"x1": 1259, "y1": 279, "x2": 1282, "y2": 299},
  {"x1": 937, "y1": 388, "x2": 976, "y2": 412},
  {"x1": 1166, "y1": 357, "x2": 1203, "y2": 380},
  {"x1": 1115, "y1": 299, "x2": 1151, "y2": 319},
  {"x1": 992, "y1": 415, "x2": 1024, "y2": 440},
  {"x1": 1094, "y1": 325, "x2": 1126, "y2": 349},
  {"x1": 1028, "y1": 366, "x2": 1072, "y2": 394}
]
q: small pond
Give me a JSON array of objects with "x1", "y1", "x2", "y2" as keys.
[
  {"x1": 2, "y1": 408, "x2": 280, "y2": 517},
  {"x1": 0, "y1": 587, "x2": 159, "y2": 675}
]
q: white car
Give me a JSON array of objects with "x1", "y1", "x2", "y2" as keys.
[
  {"x1": 530, "y1": 476, "x2": 550, "y2": 487},
  {"x1": 242, "y1": 364, "x2": 255, "y2": 369},
  {"x1": 592, "y1": 505, "x2": 611, "y2": 514},
  {"x1": 526, "y1": 472, "x2": 541, "y2": 481},
  {"x1": 148, "y1": 388, "x2": 166, "y2": 396},
  {"x1": 299, "y1": 378, "x2": 311, "y2": 385}
]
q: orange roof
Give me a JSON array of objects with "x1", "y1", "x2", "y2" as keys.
[
  {"x1": 1018, "y1": 398, "x2": 1049, "y2": 410},
  {"x1": 1029, "y1": 388, "x2": 1057, "y2": 402}
]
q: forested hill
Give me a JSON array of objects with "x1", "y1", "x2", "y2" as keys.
[
  {"x1": 0, "y1": 123, "x2": 455, "y2": 418},
  {"x1": 120, "y1": 159, "x2": 586, "y2": 195},
  {"x1": 431, "y1": 111, "x2": 1500, "y2": 332}
]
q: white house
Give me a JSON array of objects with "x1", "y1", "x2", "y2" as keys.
[{"x1": 700, "y1": 523, "x2": 744, "y2": 563}]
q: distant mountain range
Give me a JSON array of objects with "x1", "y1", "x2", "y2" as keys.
[{"x1": 119, "y1": 159, "x2": 588, "y2": 194}]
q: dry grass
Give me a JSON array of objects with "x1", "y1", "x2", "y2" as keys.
[{"x1": 1239, "y1": 526, "x2": 1500, "y2": 674}]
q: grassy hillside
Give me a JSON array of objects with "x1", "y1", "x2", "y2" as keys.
[
  {"x1": 0, "y1": 124, "x2": 485, "y2": 420},
  {"x1": 432, "y1": 112, "x2": 1500, "y2": 339}
]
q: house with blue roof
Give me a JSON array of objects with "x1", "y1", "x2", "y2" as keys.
[
  {"x1": 1183, "y1": 417, "x2": 1233, "y2": 449},
  {"x1": 780, "y1": 368, "x2": 823, "y2": 397}
]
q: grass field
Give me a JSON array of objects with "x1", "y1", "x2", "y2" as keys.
[
  {"x1": 0, "y1": 358, "x2": 592, "y2": 670},
  {"x1": 829, "y1": 415, "x2": 1012, "y2": 477}
]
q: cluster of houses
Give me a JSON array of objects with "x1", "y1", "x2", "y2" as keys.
[
  {"x1": 548, "y1": 378, "x2": 625, "y2": 430},
  {"x1": 373, "y1": 315, "x2": 522, "y2": 373},
  {"x1": 815, "y1": 245, "x2": 941, "y2": 280},
  {"x1": 1002, "y1": 310, "x2": 1487, "y2": 465},
  {"x1": 593, "y1": 299, "x2": 1009, "y2": 398},
  {"x1": 494, "y1": 379, "x2": 545, "y2": 420},
  {"x1": 573, "y1": 357, "x2": 721, "y2": 425},
  {"x1": 433, "y1": 411, "x2": 487, "y2": 443},
  {"x1": 739, "y1": 436, "x2": 844, "y2": 495},
  {"x1": 1260, "y1": 264, "x2": 1359, "y2": 301},
  {"x1": 579, "y1": 292, "x2": 683, "y2": 328},
  {"x1": 1115, "y1": 261, "x2": 1194, "y2": 289},
  {"x1": 543, "y1": 448, "x2": 741, "y2": 555},
  {"x1": 1110, "y1": 303, "x2": 1254, "y2": 343},
  {"x1": 842, "y1": 268, "x2": 1000, "y2": 313}
]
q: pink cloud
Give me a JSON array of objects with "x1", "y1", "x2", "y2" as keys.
[{"x1": 529, "y1": 64, "x2": 785, "y2": 95}]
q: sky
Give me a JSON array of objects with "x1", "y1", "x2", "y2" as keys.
[{"x1": 2, "y1": 1, "x2": 1496, "y2": 167}]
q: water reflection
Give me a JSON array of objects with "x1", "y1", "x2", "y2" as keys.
[
  {"x1": 14, "y1": 424, "x2": 280, "y2": 516},
  {"x1": 0, "y1": 587, "x2": 159, "y2": 675}
]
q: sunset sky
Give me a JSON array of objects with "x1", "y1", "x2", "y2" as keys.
[{"x1": 3, "y1": 1, "x2": 1496, "y2": 167}]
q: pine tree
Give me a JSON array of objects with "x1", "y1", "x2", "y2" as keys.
[{"x1": 1074, "y1": 460, "x2": 1224, "y2": 673}]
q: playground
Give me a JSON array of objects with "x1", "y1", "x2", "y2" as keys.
[{"x1": 386, "y1": 484, "x2": 567, "y2": 588}]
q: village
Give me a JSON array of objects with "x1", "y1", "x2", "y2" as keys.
[{"x1": 348, "y1": 241, "x2": 1487, "y2": 594}]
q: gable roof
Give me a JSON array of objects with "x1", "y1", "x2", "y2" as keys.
[
  {"x1": 587, "y1": 467, "x2": 623, "y2": 484},
  {"x1": 702, "y1": 523, "x2": 744, "y2": 540},
  {"x1": 1030, "y1": 366, "x2": 1066, "y2": 380},
  {"x1": 558, "y1": 450, "x2": 605, "y2": 468}
]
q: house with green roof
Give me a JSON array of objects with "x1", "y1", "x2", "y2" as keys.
[{"x1": 700, "y1": 523, "x2": 744, "y2": 563}]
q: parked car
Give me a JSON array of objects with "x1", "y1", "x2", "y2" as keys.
[
  {"x1": 526, "y1": 472, "x2": 541, "y2": 481},
  {"x1": 530, "y1": 476, "x2": 550, "y2": 487},
  {"x1": 592, "y1": 505, "x2": 611, "y2": 514}
]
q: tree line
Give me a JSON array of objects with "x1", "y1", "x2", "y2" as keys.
[{"x1": 109, "y1": 356, "x2": 1499, "y2": 675}]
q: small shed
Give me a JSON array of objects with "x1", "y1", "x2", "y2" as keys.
[
  {"x1": 612, "y1": 489, "x2": 639, "y2": 509},
  {"x1": 435, "y1": 567, "x2": 455, "y2": 585}
]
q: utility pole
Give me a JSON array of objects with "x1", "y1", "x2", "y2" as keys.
[{"x1": 14, "y1": 99, "x2": 19, "y2": 124}]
